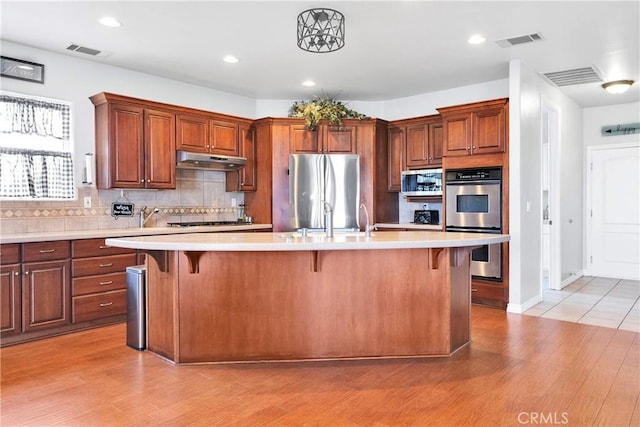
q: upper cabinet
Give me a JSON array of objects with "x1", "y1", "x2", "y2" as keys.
[
  {"x1": 91, "y1": 93, "x2": 176, "y2": 190},
  {"x1": 290, "y1": 123, "x2": 357, "y2": 154},
  {"x1": 387, "y1": 125, "x2": 405, "y2": 192},
  {"x1": 438, "y1": 98, "x2": 508, "y2": 157},
  {"x1": 226, "y1": 124, "x2": 257, "y2": 192},
  {"x1": 405, "y1": 116, "x2": 443, "y2": 168},
  {"x1": 176, "y1": 115, "x2": 240, "y2": 156}
]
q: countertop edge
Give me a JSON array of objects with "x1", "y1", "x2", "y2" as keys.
[
  {"x1": 0, "y1": 224, "x2": 273, "y2": 244},
  {"x1": 105, "y1": 231, "x2": 509, "y2": 252}
]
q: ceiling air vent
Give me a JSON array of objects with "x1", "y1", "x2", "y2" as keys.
[
  {"x1": 66, "y1": 43, "x2": 102, "y2": 56},
  {"x1": 495, "y1": 33, "x2": 544, "y2": 48},
  {"x1": 542, "y1": 66, "x2": 603, "y2": 87}
]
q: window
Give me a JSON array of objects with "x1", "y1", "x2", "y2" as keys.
[{"x1": 0, "y1": 92, "x2": 74, "y2": 199}]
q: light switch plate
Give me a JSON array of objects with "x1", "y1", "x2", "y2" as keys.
[{"x1": 83, "y1": 196, "x2": 92, "y2": 208}]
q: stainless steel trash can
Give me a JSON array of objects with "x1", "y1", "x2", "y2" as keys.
[{"x1": 126, "y1": 265, "x2": 146, "y2": 350}]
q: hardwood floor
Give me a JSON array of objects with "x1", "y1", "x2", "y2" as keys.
[{"x1": 1, "y1": 306, "x2": 638, "y2": 426}]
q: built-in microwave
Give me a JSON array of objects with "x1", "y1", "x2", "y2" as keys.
[{"x1": 401, "y1": 168, "x2": 443, "y2": 197}]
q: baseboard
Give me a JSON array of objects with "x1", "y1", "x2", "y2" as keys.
[
  {"x1": 560, "y1": 271, "x2": 584, "y2": 289},
  {"x1": 507, "y1": 294, "x2": 542, "y2": 314}
]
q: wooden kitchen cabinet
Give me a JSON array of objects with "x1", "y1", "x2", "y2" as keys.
[
  {"x1": 438, "y1": 98, "x2": 508, "y2": 157},
  {"x1": 210, "y1": 120, "x2": 240, "y2": 156},
  {"x1": 387, "y1": 125, "x2": 405, "y2": 192},
  {"x1": 21, "y1": 241, "x2": 71, "y2": 333},
  {"x1": 405, "y1": 116, "x2": 443, "y2": 168},
  {"x1": 176, "y1": 113, "x2": 209, "y2": 153},
  {"x1": 71, "y1": 239, "x2": 135, "y2": 323},
  {"x1": 289, "y1": 123, "x2": 357, "y2": 154},
  {"x1": 1, "y1": 244, "x2": 21, "y2": 337},
  {"x1": 91, "y1": 93, "x2": 176, "y2": 190},
  {"x1": 226, "y1": 124, "x2": 257, "y2": 191}
]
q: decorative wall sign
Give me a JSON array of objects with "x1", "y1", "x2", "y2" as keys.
[
  {"x1": 111, "y1": 202, "x2": 135, "y2": 218},
  {"x1": 601, "y1": 123, "x2": 640, "y2": 136},
  {"x1": 0, "y1": 56, "x2": 45, "y2": 84}
]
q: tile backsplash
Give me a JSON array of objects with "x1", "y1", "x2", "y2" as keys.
[{"x1": 0, "y1": 169, "x2": 244, "y2": 235}]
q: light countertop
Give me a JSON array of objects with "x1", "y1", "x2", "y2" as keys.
[
  {"x1": 105, "y1": 230, "x2": 509, "y2": 252},
  {"x1": 0, "y1": 224, "x2": 272, "y2": 244},
  {"x1": 375, "y1": 223, "x2": 442, "y2": 231}
]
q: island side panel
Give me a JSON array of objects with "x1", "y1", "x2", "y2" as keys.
[
  {"x1": 448, "y1": 249, "x2": 472, "y2": 352},
  {"x1": 174, "y1": 248, "x2": 462, "y2": 363},
  {"x1": 146, "y1": 251, "x2": 179, "y2": 362}
]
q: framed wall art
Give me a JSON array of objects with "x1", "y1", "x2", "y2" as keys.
[{"x1": 1, "y1": 56, "x2": 45, "y2": 84}]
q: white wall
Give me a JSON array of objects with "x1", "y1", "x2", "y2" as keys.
[
  {"x1": 583, "y1": 103, "x2": 640, "y2": 147},
  {"x1": 256, "y1": 80, "x2": 508, "y2": 121},
  {"x1": 0, "y1": 41, "x2": 256, "y2": 187},
  {"x1": 508, "y1": 60, "x2": 584, "y2": 313},
  {"x1": 382, "y1": 79, "x2": 509, "y2": 120}
]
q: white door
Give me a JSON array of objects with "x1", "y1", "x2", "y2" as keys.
[{"x1": 588, "y1": 144, "x2": 640, "y2": 279}]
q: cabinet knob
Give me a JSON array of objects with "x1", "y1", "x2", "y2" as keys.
[
  {"x1": 140, "y1": 179, "x2": 145, "y2": 183},
  {"x1": 14, "y1": 271, "x2": 19, "y2": 276},
  {"x1": 472, "y1": 145, "x2": 476, "y2": 149},
  {"x1": 428, "y1": 156, "x2": 432, "y2": 160},
  {"x1": 24, "y1": 271, "x2": 29, "y2": 275},
  {"x1": 466, "y1": 147, "x2": 470, "y2": 150}
]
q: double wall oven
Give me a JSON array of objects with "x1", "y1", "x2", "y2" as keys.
[{"x1": 445, "y1": 167, "x2": 503, "y2": 281}]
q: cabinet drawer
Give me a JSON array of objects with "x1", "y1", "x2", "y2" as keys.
[
  {"x1": 72, "y1": 289, "x2": 127, "y2": 323},
  {"x1": 1, "y1": 244, "x2": 20, "y2": 264},
  {"x1": 72, "y1": 272, "x2": 127, "y2": 296},
  {"x1": 72, "y1": 254, "x2": 137, "y2": 277},
  {"x1": 22, "y1": 241, "x2": 70, "y2": 262},
  {"x1": 72, "y1": 238, "x2": 136, "y2": 258}
]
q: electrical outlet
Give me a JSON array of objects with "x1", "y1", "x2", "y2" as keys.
[
  {"x1": 83, "y1": 196, "x2": 92, "y2": 208},
  {"x1": 231, "y1": 198, "x2": 237, "y2": 207}
]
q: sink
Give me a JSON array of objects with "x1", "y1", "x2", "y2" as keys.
[{"x1": 290, "y1": 231, "x2": 375, "y2": 238}]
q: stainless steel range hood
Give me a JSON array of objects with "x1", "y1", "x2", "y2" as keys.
[{"x1": 176, "y1": 150, "x2": 247, "y2": 171}]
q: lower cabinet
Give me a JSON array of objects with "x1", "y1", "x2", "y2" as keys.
[
  {"x1": 22, "y1": 259, "x2": 71, "y2": 332},
  {"x1": 1, "y1": 239, "x2": 136, "y2": 347},
  {"x1": 71, "y1": 239, "x2": 136, "y2": 323},
  {"x1": 1, "y1": 263, "x2": 21, "y2": 336}
]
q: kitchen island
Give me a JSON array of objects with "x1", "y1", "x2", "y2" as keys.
[{"x1": 106, "y1": 231, "x2": 509, "y2": 364}]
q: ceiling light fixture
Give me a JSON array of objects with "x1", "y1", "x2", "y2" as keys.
[
  {"x1": 467, "y1": 34, "x2": 486, "y2": 45},
  {"x1": 297, "y1": 8, "x2": 345, "y2": 53},
  {"x1": 99, "y1": 17, "x2": 121, "y2": 28},
  {"x1": 302, "y1": 80, "x2": 316, "y2": 87},
  {"x1": 601, "y1": 79, "x2": 634, "y2": 94},
  {"x1": 223, "y1": 55, "x2": 239, "y2": 64}
]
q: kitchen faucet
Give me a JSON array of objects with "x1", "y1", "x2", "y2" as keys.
[
  {"x1": 322, "y1": 201, "x2": 334, "y2": 237},
  {"x1": 360, "y1": 203, "x2": 373, "y2": 237},
  {"x1": 139, "y1": 206, "x2": 160, "y2": 228}
]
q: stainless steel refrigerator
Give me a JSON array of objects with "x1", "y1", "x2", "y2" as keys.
[{"x1": 289, "y1": 153, "x2": 360, "y2": 231}]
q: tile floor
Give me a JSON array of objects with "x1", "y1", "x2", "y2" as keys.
[{"x1": 523, "y1": 276, "x2": 640, "y2": 332}]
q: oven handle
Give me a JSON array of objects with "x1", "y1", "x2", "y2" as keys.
[
  {"x1": 446, "y1": 227, "x2": 501, "y2": 234},
  {"x1": 445, "y1": 179, "x2": 501, "y2": 186}
]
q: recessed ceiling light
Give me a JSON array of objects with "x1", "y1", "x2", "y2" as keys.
[
  {"x1": 601, "y1": 80, "x2": 634, "y2": 94},
  {"x1": 302, "y1": 80, "x2": 316, "y2": 87},
  {"x1": 99, "y1": 17, "x2": 121, "y2": 28},
  {"x1": 468, "y1": 34, "x2": 486, "y2": 45},
  {"x1": 223, "y1": 55, "x2": 239, "y2": 64}
]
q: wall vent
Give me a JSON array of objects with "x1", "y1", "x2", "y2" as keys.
[
  {"x1": 66, "y1": 43, "x2": 103, "y2": 56},
  {"x1": 542, "y1": 66, "x2": 603, "y2": 87},
  {"x1": 495, "y1": 33, "x2": 544, "y2": 48}
]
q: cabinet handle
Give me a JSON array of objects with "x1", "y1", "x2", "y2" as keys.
[
  {"x1": 99, "y1": 302, "x2": 113, "y2": 307},
  {"x1": 99, "y1": 245, "x2": 111, "y2": 249},
  {"x1": 471, "y1": 288, "x2": 478, "y2": 292},
  {"x1": 99, "y1": 263, "x2": 114, "y2": 268},
  {"x1": 39, "y1": 249, "x2": 56, "y2": 253},
  {"x1": 99, "y1": 280, "x2": 114, "y2": 285}
]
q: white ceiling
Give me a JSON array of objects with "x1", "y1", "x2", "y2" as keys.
[{"x1": 1, "y1": 1, "x2": 639, "y2": 107}]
